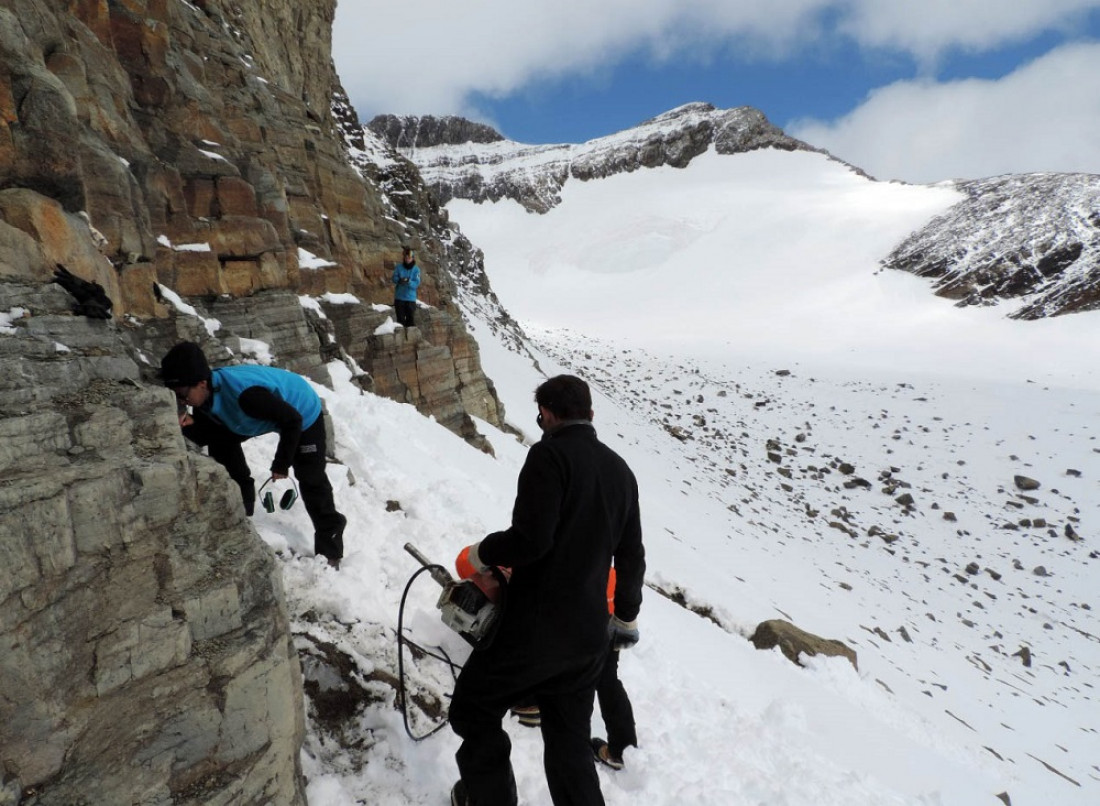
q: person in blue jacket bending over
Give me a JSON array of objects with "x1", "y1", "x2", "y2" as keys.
[
  {"x1": 392, "y1": 245, "x2": 421, "y2": 328},
  {"x1": 161, "y1": 341, "x2": 347, "y2": 568}
]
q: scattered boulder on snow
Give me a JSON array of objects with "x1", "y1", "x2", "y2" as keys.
[
  {"x1": 666, "y1": 424, "x2": 692, "y2": 442},
  {"x1": 868, "y1": 526, "x2": 900, "y2": 544},
  {"x1": 1012, "y1": 646, "x2": 1033, "y2": 667},
  {"x1": 1014, "y1": 475, "x2": 1041, "y2": 491},
  {"x1": 749, "y1": 619, "x2": 858, "y2": 671}
]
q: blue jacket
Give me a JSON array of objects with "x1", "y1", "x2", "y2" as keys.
[
  {"x1": 206, "y1": 365, "x2": 321, "y2": 436},
  {"x1": 392, "y1": 261, "x2": 421, "y2": 302}
]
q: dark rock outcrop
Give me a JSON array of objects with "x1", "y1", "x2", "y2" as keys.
[
  {"x1": 369, "y1": 114, "x2": 505, "y2": 148},
  {"x1": 883, "y1": 173, "x2": 1100, "y2": 319}
]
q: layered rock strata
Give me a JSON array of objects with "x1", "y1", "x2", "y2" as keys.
[
  {"x1": 0, "y1": 0, "x2": 505, "y2": 434},
  {"x1": 0, "y1": 283, "x2": 306, "y2": 806}
]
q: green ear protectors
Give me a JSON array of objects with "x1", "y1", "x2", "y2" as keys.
[{"x1": 259, "y1": 476, "x2": 299, "y2": 513}]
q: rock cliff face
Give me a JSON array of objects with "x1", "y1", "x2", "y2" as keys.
[
  {"x1": 0, "y1": 0, "x2": 512, "y2": 803},
  {"x1": 882, "y1": 172, "x2": 1100, "y2": 319},
  {"x1": 0, "y1": 0, "x2": 505, "y2": 433},
  {"x1": 0, "y1": 282, "x2": 306, "y2": 805},
  {"x1": 368, "y1": 102, "x2": 822, "y2": 213}
]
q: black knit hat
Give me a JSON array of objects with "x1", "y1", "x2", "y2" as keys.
[{"x1": 160, "y1": 341, "x2": 211, "y2": 387}]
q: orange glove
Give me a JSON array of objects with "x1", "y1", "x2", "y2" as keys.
[
  {"x1": 455, "y1": 543, "x2": 487, "y2": 580},
  {"x1": 457, "y1": 543, "x2": 513, "y2": 604}
]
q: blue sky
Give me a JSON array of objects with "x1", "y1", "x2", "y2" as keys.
[
  {"x1": 332, "y1": 1, "x2": 1100, "y2": 183},
  {"x1": 473, "y1": 27, "x2": 1083, "y2": 145}
]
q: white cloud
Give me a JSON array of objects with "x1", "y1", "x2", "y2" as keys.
[
  {"x1": 333, "y1": 1, "x2": 1100, "y2": 122},
  {"x1": 332, "y1": 0, "x2": 829, "y2": 117},
  {"x1": 789, "y1": 42, "x2": 1100, "y2": 183},
  {"x1": 841, "y1": 0, "x2": 1100, "y2": 64}
]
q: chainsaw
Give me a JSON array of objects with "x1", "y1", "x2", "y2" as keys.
[{"x1": 404, "y1": 543, "x2": 503, "y2": 649}]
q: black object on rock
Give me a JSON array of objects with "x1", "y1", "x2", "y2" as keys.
[{"x1": 53, "y1": 264, "x2": 113, "y2": 319}]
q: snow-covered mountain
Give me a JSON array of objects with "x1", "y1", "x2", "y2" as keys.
[
  {"x1": 368, "y1": 103, "x2": 819, "y2": 213},
  {"x1": 378, "y1": 103, "x2": 1100, "y2": 322}
]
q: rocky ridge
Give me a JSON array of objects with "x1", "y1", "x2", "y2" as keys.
[
  {"x1": 883, "y1": 172, "x2": 1100, "y2": 319},
  {"x1": 369, "y1": 102, "x2": 821, "y2": 213}
]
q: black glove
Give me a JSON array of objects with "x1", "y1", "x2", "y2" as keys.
[{"x1": 608, "y1": 616, "x2": 639, "y2": 650}]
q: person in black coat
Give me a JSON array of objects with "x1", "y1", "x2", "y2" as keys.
[{"x1": 449, "y1": 375, "x2": 645, "y2": 806}]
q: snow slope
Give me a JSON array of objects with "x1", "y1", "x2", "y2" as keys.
[
  {"x1": 229, "y1": 144, "x2": 1097, "y2": 805},
  {"x1": 449, "y1": 148, "x2": 1100, "y2": 388}
]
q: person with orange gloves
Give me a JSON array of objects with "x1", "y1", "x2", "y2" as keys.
[
  {"x1": 590, "y1": 566, "x2": 638, "y2": 770},
  {"x1": 447, "y1": 375, "x2": 645, "y2": 806},
  {"x1": 479, "y1": 567, "x2": 639, "y2": 769}
]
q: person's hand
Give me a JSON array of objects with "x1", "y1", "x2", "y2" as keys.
[
  {"x1": 608, "y1": 616, "x2": 639, "y2": 650},
  {"x1": 455, "y1": 542, "x2": 487, "y2": 579},
  {"x1": 178, "y1": 412, "x2": 193, "y2": 427},
  {"x1": 270, "y1": 471, "x2": 287, "y2": 481},
  {"x1": 467, "y1": 568, "x2": 504, "y2": 604}
]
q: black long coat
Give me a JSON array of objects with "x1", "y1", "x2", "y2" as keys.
[{"x1": 478, "y1": 422, "x2": 645, "y2": 662}]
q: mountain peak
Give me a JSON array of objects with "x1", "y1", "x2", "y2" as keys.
[
  {"x1": 371, "y1": 104, "x2": 819, "y2": 212},
  {"x1": 367, "y1": 114, "x2": 505, "y2": 149}
]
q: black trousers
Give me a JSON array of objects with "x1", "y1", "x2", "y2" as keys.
[
  {"x1": 394, "y1": 298, "x2": 416, "y2": 327},
  {"x1": 450, "y1": 646, "x2": 606, "y2": 806},
  {"x1": 595, "y1": 647, "x2": 636, "y2": 758},
  {"x1": 182, "y1": 415, "x2": 346, "y2": 560}
]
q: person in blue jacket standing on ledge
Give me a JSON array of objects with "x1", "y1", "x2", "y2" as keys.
[
  {"x1": 392, "y1": 245, "x2": 421, "y2": 328},
  {"x1": 161, "y1": 341, "x2": 347, "y2": 568}
]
